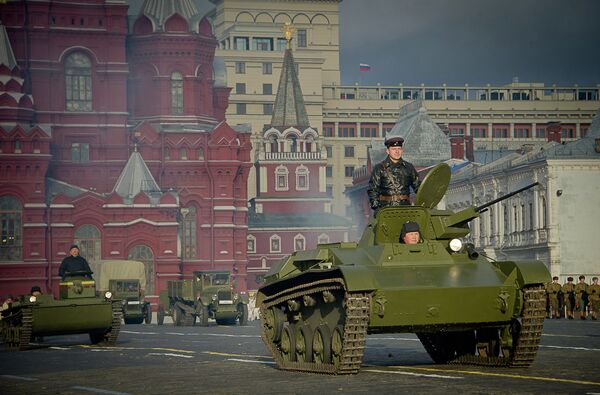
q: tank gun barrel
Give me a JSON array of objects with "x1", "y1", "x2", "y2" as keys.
[{"x1": 475, "y1": 182, "x2": 539, "y2": 213}]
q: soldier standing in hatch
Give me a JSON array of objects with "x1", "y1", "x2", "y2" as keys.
[
  {"x1": 574, "y1": 275, "x2": 589, "y2": 320},
  {"x1": 545, "y1": 276, "x2": 562, "y2": 319},
  {"x1": 562, "y1": 277, "x2": 576, "y2": 319},
  {"x1": 59, "y1": 245, "x2": 92, "y2": 280},
  {"x1": 367, "y1": 136, "x2": 420, "y2": 213},
  {"x1": 588, "y1": 277, "x2": 600, "y2": 320}
]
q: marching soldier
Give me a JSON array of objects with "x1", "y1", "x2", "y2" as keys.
[
  {"x1": 587, "y1": 276, "x2": 599, "y2": 320},
  {"x1": 545, "y1": 276, "x2": 562, "y2": 319},
  {"x1": 574, "y1": 275, "x2": 589, "y2": 320},
  {"x1": 562, "y1": 277, "x2": 576, "y2": 319}
]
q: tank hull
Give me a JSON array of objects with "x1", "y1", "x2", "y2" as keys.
[{"x1": 30, "y1": 301, "x2": 114, "y2": 336}]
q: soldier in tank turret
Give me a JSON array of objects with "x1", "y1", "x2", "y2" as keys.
[
  {"x1": 367, "y1": 136, "x2": 420, "y2": 213},
  {"x1": 545, "y1": 276, "x2": 562, "y2": 319},
  {"x1": 399, "y1": 221, "x2": 421, "y2": 245},
  {"x1": 562, "y1": 277, "x2": 576, "y2": 319},
  {"x1": 574, "y1": 275, "x2": 589, "y2": 320},
  {"x1": 59, "y1": 245, "x2": 92, "y2": 280}
]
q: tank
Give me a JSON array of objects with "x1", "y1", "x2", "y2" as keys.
[
  {"x1": 0, "y1": 271, "x2": 122, "y2": 351},
  {"x1": 257, "y1": 163, "x2": 550, "y2": 374}
]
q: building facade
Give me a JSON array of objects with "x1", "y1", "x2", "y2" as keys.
[{"x1": 0, "y1": 0, "x2": 252, "y2": 299}]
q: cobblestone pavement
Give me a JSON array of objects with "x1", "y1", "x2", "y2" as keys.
[{"x1": 1, "y1": 318, "x2": 599, "y2": 395}]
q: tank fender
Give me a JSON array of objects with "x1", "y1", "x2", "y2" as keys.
[
  {"x1": 337, "y1": 265, "x2": 379, "y2": 292},
  {"x1": 494, "y1": 260, "x2": 551, "y2": 286}
]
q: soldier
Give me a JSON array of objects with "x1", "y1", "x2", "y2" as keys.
[
  {"x1": 545, "y1": 276, "x2": 562, "y2": 319},
  {"x1": 367, "y1": 136, "x2": 420, "y2": 213},
  {"x1": 588, "y1": 277, "x2": 600, "y2": 320},
  {"x1": 562, "y1": 277, "x2": 576, "y2": 319},
  {"x1": 574, "y1": 275, "x2": 589, "y2": 320}
]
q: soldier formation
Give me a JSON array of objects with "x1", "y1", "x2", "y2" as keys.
[{"x1": 545, "y1": 275, "x2": 600, "y2": 320}]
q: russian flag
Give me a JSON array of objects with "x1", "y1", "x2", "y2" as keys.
[{"x1": 359, "y1": 63, "x2": 371, "y2": 72}]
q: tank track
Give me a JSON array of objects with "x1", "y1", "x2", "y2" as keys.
[
  {"x1": 260, "y1": 277, "x2": 370, "y2": 375},
  {"x1": 420, "y1": 285, "x2": 546, "y2": 367},
  {"x1": 104, "y1": 301, "x2": 123, "y2": 346},
  {"x1": 0, "y1": 306, "x2": 33, "y2": 351}
]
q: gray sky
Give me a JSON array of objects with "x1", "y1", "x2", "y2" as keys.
[{"x1": 339, "y1": 0, "x2": 600, "y2": 86}]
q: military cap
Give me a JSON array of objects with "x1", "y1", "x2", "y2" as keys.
[
  {"x1": 552, "y1": 276, "x2": 559, "y2": 280},
  {"x1": 592, "y1": 277, "x2": 598, "y2": 281},
  {"x1": 30, "y1": 285, "x2": 41, "y2": 293},
  {"x1": 567, "y1": 276, "x2": 573, "y2": 281},
  {"x1": 385, "y1": 136, "x2": 404, "y2": 148},
  {"x1": 70, "y1": 244, "x2": 79, "y2": 251},
  {"x1": 400, "y1": 221, "x2": 420, "y2": 239},
  {"x1": 579, "y1": 275, "x2": 586, "y2": 280}
]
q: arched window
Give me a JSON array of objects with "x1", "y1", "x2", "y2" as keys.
[
  {"x1": 293, "y1": 234, "x2": 305, "y2": 251},
  {"x1": 317, "y1": 233, "x2": 330, "y2": 244},
  {"x1": 269, "y1": 235, "x2": 281, "y2": 253},
  {"x1": 197, "y1": 148, "x2": 204, "y2": 160},
  {"x1": 541, "y1": 196, "x2": 547, "y2": 228},
  {"x1": 246, "y1": 234, "x2": 256, "y2": 253},
  {"x1": 0, "y1": 196, "x2": 22, "y2": 261},
  {"x1": 181, "y1": 206, "x2": 197, "y2": 259},
  {"x1": 268, "y1": 135, "x2": 279, "y2": 153},
  {"x1": 180, "y1": 147, "x2": 188, "y2": 160},
  {"x1": 164, "y1": 146, "x2": 170, "y2": 160},
  {"x1": 288, "y1": 135, "x2": 298, "y2": 152},
  {"x1": 295, "y1": 165, "x2": 309, "y2": 191},
  {"x1": 74, "y1": 224, "x2": 101, "y2": 262},
  {"x1": 128, "y1": 245, "x2": 155, "y2": 294},
  {"x1": 65, "y1": 52, "x2": 92, "y2": 111},
  {"x1": 275, "y1": 165, "x2": 289, "y2": 191},
  {"x1": 171, "y1": 71, "x2": 184, "y2": 114}
]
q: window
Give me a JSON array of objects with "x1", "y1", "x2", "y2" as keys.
[
  {"x1": 325, "y1": 145, "x2": 332, "y2": 158},
  {"x1": 235, "y1": 62, "x2": 245, "y2": 74},
  {"x1": 263, "y1": 83, "x2": 272, "y2": 95},
  {"x1": 181, "y1": 206, "x2": 196, "y2": 258},
  {"x1": 297, "y1": 29, "x2": 307, "y2": 48},
  {"x1": 493, "y1": 127, "x2": 509, "y2": 138},
  {"x1": 326, "y1": 166, "x2": 333, "y2": 177},
  {"x1": 236, "y1": 103, "x2": 246, "y2": 115},
  {"x1": 71, "y1": 143, "x2": 90, "y2": 163},
  {"x1": 171, "y1": 72, "x2": 183, "y2": 114},
  {"x1": 180, "y1": 148, "x2": 188, "y2": 160},
  {"x1": 275, "y1": 165, "x2": 289, "y2": 191},
  {"x1": 74, "y1": 224, "x2": 101, "y2": 262},
  {"x1": 344, "y1": 146, "x2": 355, "y2": 158},
  {"x1": 318, "y1": 234, "x2": 330, "y2": 244},
  {"x1": 323, "y1": 126, "x2": 334, "y2": 137},
  {"x1": 294, "y1": 235, "x2": 305, "y2": 251},
  {"x1": 561, "y1": 128, "x2": 575, "y2": 138},
  {"x1": 360, "y1": 127, "x2": 377, "y2": 138},
  {"x1": 0, "y1": 196, "x2": 22, "y2": 261},
  {"x1": 288, "y1": 135, "x2": 298, "y2": 152},
  {"x1": 450, "y1": 128, "x2": 464, "y2": 136},
  {"x1": 270, "y1": 235, "x2": 281, "y2": 253},
  {"x1": 263, "y1": 103, "x2": 273, "y2": 115},
  {"x1": 262, "y1": 62, "x2": 272, "y2": 74},
  {"x1": 14, "y1": 140, "x2": 21, "y2": 153},
  {"x1": 514, "y1": 127, "x2": 530, "y2": 138},
  {"x1": 253, "y1": 37, "x2": 273, "y2": 51},
  {"x1": 234, "y1": 36, "x2": 249, "y2": 51},
  {"x1": 197, "y1": 148, "x2": 204, "y2": 160},
  {"x1": 338, "y1": 127, "x2": 355, "y2": 137},
  {"x1": 128, "y1": 245, "x2": 154, "y2": 294},
  {"x1": 164, "y1": 147, "x2": 170, "y2": 160},
  {"x1": 344, "y1": 166, "x2": 354, "y2": 178},
  {"x1": 246, "y1": 235, "x2": 256, "y2": 253},
  {"x1": 276, "y1": 38, "x2": 287, "y2": 51},
  {"x1": 536, "y1": 127, "x2": 546, "y2": 138},
  {"x1": 65, "y1": 52, "x2": 92, "y2": 111},
  {"x1": 296, "y1": 166, "x2": 309, "y2": 190},
  {"x1": 472, "y1": 127, "x2": 487, "y2": 138},
  {"x1": 235, "y1": 83, "x2": 246, "y2": 94},
  {"x1": 326, "y1": 185, "x2": 333, "y2": 197}
]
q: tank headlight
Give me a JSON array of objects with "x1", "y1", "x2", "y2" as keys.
[
  {"x1": 212, "y1": 294, "x2": 217, "y2": 301},
  {"x1": 105, "y1": 291, "x2": 113, "y2": 299},
  {"x1": 449, "y1": 238, "x2": 463, "y2": 252},
  {"x1": 29, "y1": 295, "x2": 37, "y2": 303}
]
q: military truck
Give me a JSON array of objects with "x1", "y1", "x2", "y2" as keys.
[
  {"x1": 157, "y1": 270, "x2": 248, "y2": 326},
  {"x1": 258, "y1": 163, "x2": 550, "y2": 374},
  {"x1": 1, "y1": 271, "x2": 121, "y2": 350},
  {"x1": 92, "y1": 260, "x2": 151, "y2": 325}
]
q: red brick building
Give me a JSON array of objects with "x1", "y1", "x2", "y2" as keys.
[{"x1": 0, "y1": 0, "x2": 252, "y2": 300}]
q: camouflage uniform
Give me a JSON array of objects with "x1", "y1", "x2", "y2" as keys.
[
  {"x1": 545, "y1": 278, "x2": 562, "y2": 319},
  {"x1": 588, "y1": 277, "x2": 600, "y2": 320},
  {"x1": 562, "y1": 278, "x2": 576, "y2": 319},
  {"x1": 574, "y1": 276, "x2": 588, "y2": 319}
]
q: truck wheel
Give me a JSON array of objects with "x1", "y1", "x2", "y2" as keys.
[
  {"x1": 238, "y1": 304, "x2": 248, "y2": 326},
  {"x1": 157, "y1": 306, "x2": 165, "y2": 325},
  {"x1": 197, "y1": 304, "x2": 209, "y2": 327},
  {"x1": 145, "y1": 306, "x2": 152, "y2": 325},
  {"x1": 172, "y1": 306, "x2": 182, "y2": 326}
]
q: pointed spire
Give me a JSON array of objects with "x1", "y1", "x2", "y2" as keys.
[
  {"x1": 270, "y1": 23, "x2": 310, "y2": 130},
  {"x1": 0, "y1": 21, "x2": 18, "y2": 70},
  {"x1": 112, "y1": 151, "x2": 161, "y2": 200}
]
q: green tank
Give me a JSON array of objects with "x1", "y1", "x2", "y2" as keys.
[
  {"x1": 0, "y1": 271, "x2": 122, "y2": 351},
  {"x1": 257, "y1": 163, "x2": 550, "y2": 375}
]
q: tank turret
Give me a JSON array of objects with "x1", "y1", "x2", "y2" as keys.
[{"x1": 258, "y1": 163, "x2": 550, "y2": 375}]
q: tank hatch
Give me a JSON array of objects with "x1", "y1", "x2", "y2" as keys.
[{"x1": 414, "y1": 163, "x2": 451, "y2": 208}]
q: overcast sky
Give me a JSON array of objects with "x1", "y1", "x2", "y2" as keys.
[{"x1": 339, "y1": 0, "x2": 600, "y2": 86}]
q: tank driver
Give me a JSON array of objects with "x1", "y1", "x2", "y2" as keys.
[
  {"x1": 545, "y1": 276, "x2": 562, "y2": 319},
  {"x1": 59, "y1": 245, "x2": 92, "y2": 280},
  {"x1": 400, "y1": 221, "x2": 421, "y2": 245},
  {"x1": 588, "y1": 277, "x2": 600, "y2": 320},
  {"x1": 367, "y1": 136, "x2": 420, "y2": 212}
]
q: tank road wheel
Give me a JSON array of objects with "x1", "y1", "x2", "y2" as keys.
[
  {"x1": 331, "y1": 326, "x2": 344, "y2": 367},
  {"x1": 280, "y1": 325, "x2": 296, "y2": 362},
  {"x1": 145, "y1": 306, "x2": 152, "y2": 325},
  {"x1": 238, "y1": 304, "x2": 248, "y2": 326},
  {"x1": 157, "y1": 306, "x2": 165, "y2": 325},
  {"x1": 476, "y1": 328, "x2": 500, "y2": 358},
  {"x1": 312, "y1": 325, "x2": 332, "y2": 364},
  {"x1": 263, "y1": 307, "x2": 284, "y2": 343},
  {"x1": 197, "y1": 304, "x2": 209, "y2": 327},
  {"x1": 172, "y1": 306, "x2": 182, "y2": 326},
  {"x1": 295, "y1": 326, "x2": 313, "y2": 362}
]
